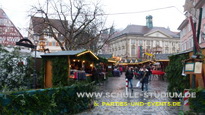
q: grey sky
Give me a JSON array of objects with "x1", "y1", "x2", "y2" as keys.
[{"x1": 1, "y1": 0, "x2": 185, "y2": 37}]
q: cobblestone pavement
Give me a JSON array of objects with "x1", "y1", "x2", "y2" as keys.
[{"x1": 78, "y1": 73, "x2": 182, "y2": 115}]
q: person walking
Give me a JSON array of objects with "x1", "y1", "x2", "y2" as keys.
[
  {"x1": 125, "y1": 67, "x2": 134, "y2": 91},
  {"x1": 119, "y1": 66, "x2": 123, "y2": 75},
  {"x1": 133, "y1": 66, "x2": 139, "y2": 79},
  {"x1": 146, "y1": 64, "x2": 152, "y2": 81},
  {"x1": 139, "y1": 64, "x2": 150, "y2": 91}
]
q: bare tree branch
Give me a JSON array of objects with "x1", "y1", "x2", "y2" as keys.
[{"x1": 29, "y1": 0, "x2": 111, "y2": 52}]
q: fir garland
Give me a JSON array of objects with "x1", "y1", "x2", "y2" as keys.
[{"x1": 165, "y1": 53, "x2": 190, "y2": 94}]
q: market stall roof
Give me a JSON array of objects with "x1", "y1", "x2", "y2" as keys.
[
  {"x1": 97, "y1": 54, "x2": 121, "y2": 63},
  {"x1": 98, "y1": 54, "x2": 113, "y2": 59},
  {"x1": 118, "y1": 60, "x2": 154, "y2": 65},
  {"x1": 119, "y1": 58, "x2": 139, "y2": 63},
  {"x1": 41, "y1": 49, "x2": 99, "y2": 60},
  {"x1": 154, "y1": 54, "x2": 172, "y2": 61},
  {"x1": 138, "y1": 60, "x2": 154, "y2": 64},
  {"x1": 97, "y1": 54, "x2": 112, "y2": 63}
]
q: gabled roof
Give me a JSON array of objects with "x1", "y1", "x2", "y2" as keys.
[
  {"x1": 0, "y1": 8, "x2": 24, "y2": 46},
  {"x1": 41, "y1": 49, "x2": 86, "y2": 56},
  {"x1": 31, "y1": 16, "x2": 67, "y2": 35},
  {"x1": 178, "y1": 19, "x2": 189, "y2": 30},
  {"x1": 144, "y1": 30, "x2": 172, "y2": 38},
  {"x1": 112, "y1": 25, "x2": 179, "y2": 39},
  {"x1": 41, "y1": 49, "x2": 99, "y2": 60}
]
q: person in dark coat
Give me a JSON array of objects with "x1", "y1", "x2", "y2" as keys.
[
  {"x1": 139, "y1": 64, "x2": 150, "y2": 91},
  {"x1": 125, "y1": 67, "x2": 134, "y2": 90},
  {"x1": 146, "y1": 64, "x2": 152, "y2": 81}
]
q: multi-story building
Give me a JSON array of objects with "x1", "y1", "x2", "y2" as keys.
[
  {"x1": 28, "y1": 16, "x2": 65, "y2": 52},
  {"x1": 0, "y1": 8, "x2": 23, "y2": 46},
  {"x1": 108, "y1": 15, "x2": 180, "y2": 60},
  {"x1": 178, "y1": 0, "x2": 205, "y2": 51}
]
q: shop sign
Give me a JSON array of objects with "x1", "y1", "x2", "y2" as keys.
[
  {"x1": 185, "y1": 63, "x2": 195, "y2": 72},
  {"x1": 184, "y1": 62, "x2": 202, "y2": 74}
]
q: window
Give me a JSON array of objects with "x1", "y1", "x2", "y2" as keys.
[
  {"x1": 131, "y1": 39, "x2": 135, "y2": 44},
  {"x1": 139, "y1": 40, "x2": 143, "y2": 46},
  {"x1": 190, "y1": 38, "x2": 193, "y2": 47},
  {"x1": 122, "y1": 46, "x2": 125, "y2": 49},
  {"x1": 146, "y1": 46, "x2": 151, "y2": 52},
  {"x1": 187, "y1": 41, "x2": 190, "y2": 49},
  {"x1": 52, "y1": 42, "x2": 56, "y2": 46},
  {"x1": 147, "y1": 40, "x2": 150, "y2": 45},
  {"x1": 165, "y1": 47, "x2": 169, "y2": 53},
  {"x1": 156, "y1": 41, "x2": 159, "y2": 46},
  {"x1": 184, "y1": 42, "x2": 187, "y2": 50},
  {"x1": 172, "y1": 47, "x2": 175, "y2": 52},
  {"x1": 203, "y1": 7, "x2": 205, "y2": 18},
  {"x1": 131, "y1": 45, "x2": 136, "y2": 56},
  {"x1": 188, "y1": 24, "x2": 191, "y2": 32},
  {"x1": 165, "y1": 41, "x2": 168, "y2": 46},
  {"x1": 49, "y1": 42, "x2": 52, "y2": 46},
  {"x1": 44, "y1": 28, "x2": 52, "y2": 37}
]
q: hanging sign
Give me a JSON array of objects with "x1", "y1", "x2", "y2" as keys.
[
  {"x1": 185, "y1": 63, "x2": 195, "y2": 72},
  {"x1": 144, "y1": 52, "x2": 153, "y2": 56},
  {"x1": 184, "y1": 62, "x2": 202, "y2": 74},
  {"x1": 194, "y1": 62, "x2": 202, "y2": 74}
]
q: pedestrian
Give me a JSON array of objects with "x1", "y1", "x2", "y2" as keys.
[
  {"x1": 125, "y1": 67, "x2": 134, "y2": 91},
  {"x1": 119, "y1": 66, "x2": 123, "y2": 75},
  {"x1": 139, "y1": 64, "x2": 150, "y2": 91},
  {"x1": 146, "y1": 64, "x2": 152, "y2": 81},
  {"x1": 133, "y1": 66, "x2": 139, "y2": 79}
]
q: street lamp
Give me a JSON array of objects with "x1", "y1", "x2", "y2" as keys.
[
  {"x1": 16, "y1": 38, "x2": 37, "y2": 88},
  {"x1": 33, "y1": 33, "x2": 39, "y2": 89}
]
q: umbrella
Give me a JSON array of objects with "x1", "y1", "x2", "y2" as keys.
[{"x1": 151, "y1": 70, "x2": 165, "y2": 75}]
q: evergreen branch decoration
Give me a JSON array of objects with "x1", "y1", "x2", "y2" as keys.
[{"x1": 165, "y1": 53, "x2": 190, "y2": 95}]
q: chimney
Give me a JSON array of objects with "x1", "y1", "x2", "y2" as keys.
[{"x1": 146, "y1": 15, "x2": 153, "y2": 28}]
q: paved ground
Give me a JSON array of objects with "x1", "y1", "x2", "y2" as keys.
[{"x1": 77, "y1": 73, "x2": 182, "y2": 115}]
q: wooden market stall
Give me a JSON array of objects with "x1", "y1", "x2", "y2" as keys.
[
  {"x1": 154, "y1": 54, "x2": 172, "y2": 72},
  {"x1": 41, "y1": 49, "x2": 99, "y2": 88},
  {"x1": 97, "y1": 54, "x2": 114, "y2": 72},
  {"x1": 173, "y1": 48, "x2": 205, "y2": 88},
  {"x1": 184, "y1": 49, "x2": 205, "y2": 88},
  {"x1": 118, "y1": 59, "x2": 154, "y2": 70}
]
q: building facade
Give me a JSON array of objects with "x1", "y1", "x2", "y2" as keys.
[
  {"x1": 108, "y1": 15, "x2": 180, "y2": 60},
  {"x1": 28, "y1": 17, "x2": 64, "y2": 52},
  {"x1": 178, "y1": 0, "x2": 205, "y2": 51},
  {"x1": 0, "y1": 8, "x2": 23, "y2": 46}
]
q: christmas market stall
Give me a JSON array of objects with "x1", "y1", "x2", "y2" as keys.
[
  {"x1": 97, "y1": 54, "x2": 120, "y2": 77},
  {"x1": 154, "y1": 53, "x2": 172, "y2": 72},
  {"x1": 41, "y1": 49, "x2": 99, "y2": 88},
  {"x1": 118, "y1": 58, "x2": 154, "y2": 70},
  {"x1": 117, "y1": 58, "x2": 139, "y2": 71},
  {"x1": 97, "y1": 54, "x2": 114, "y2": 72},
  {"x1": 152, "y1": 54, "x2": 172, "y2": 80}
]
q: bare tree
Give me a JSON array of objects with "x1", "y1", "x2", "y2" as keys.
[{"x1": 29, "y1": 0, "x2": 114, "y2": 52}]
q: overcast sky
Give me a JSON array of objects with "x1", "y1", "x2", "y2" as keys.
[{"x1": 1, "y1": 0, "x2": 185, "y2": 37}]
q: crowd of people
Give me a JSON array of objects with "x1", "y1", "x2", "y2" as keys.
[{"x1": 125, "y1": 64, "x2": 153, "y2": 92}]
